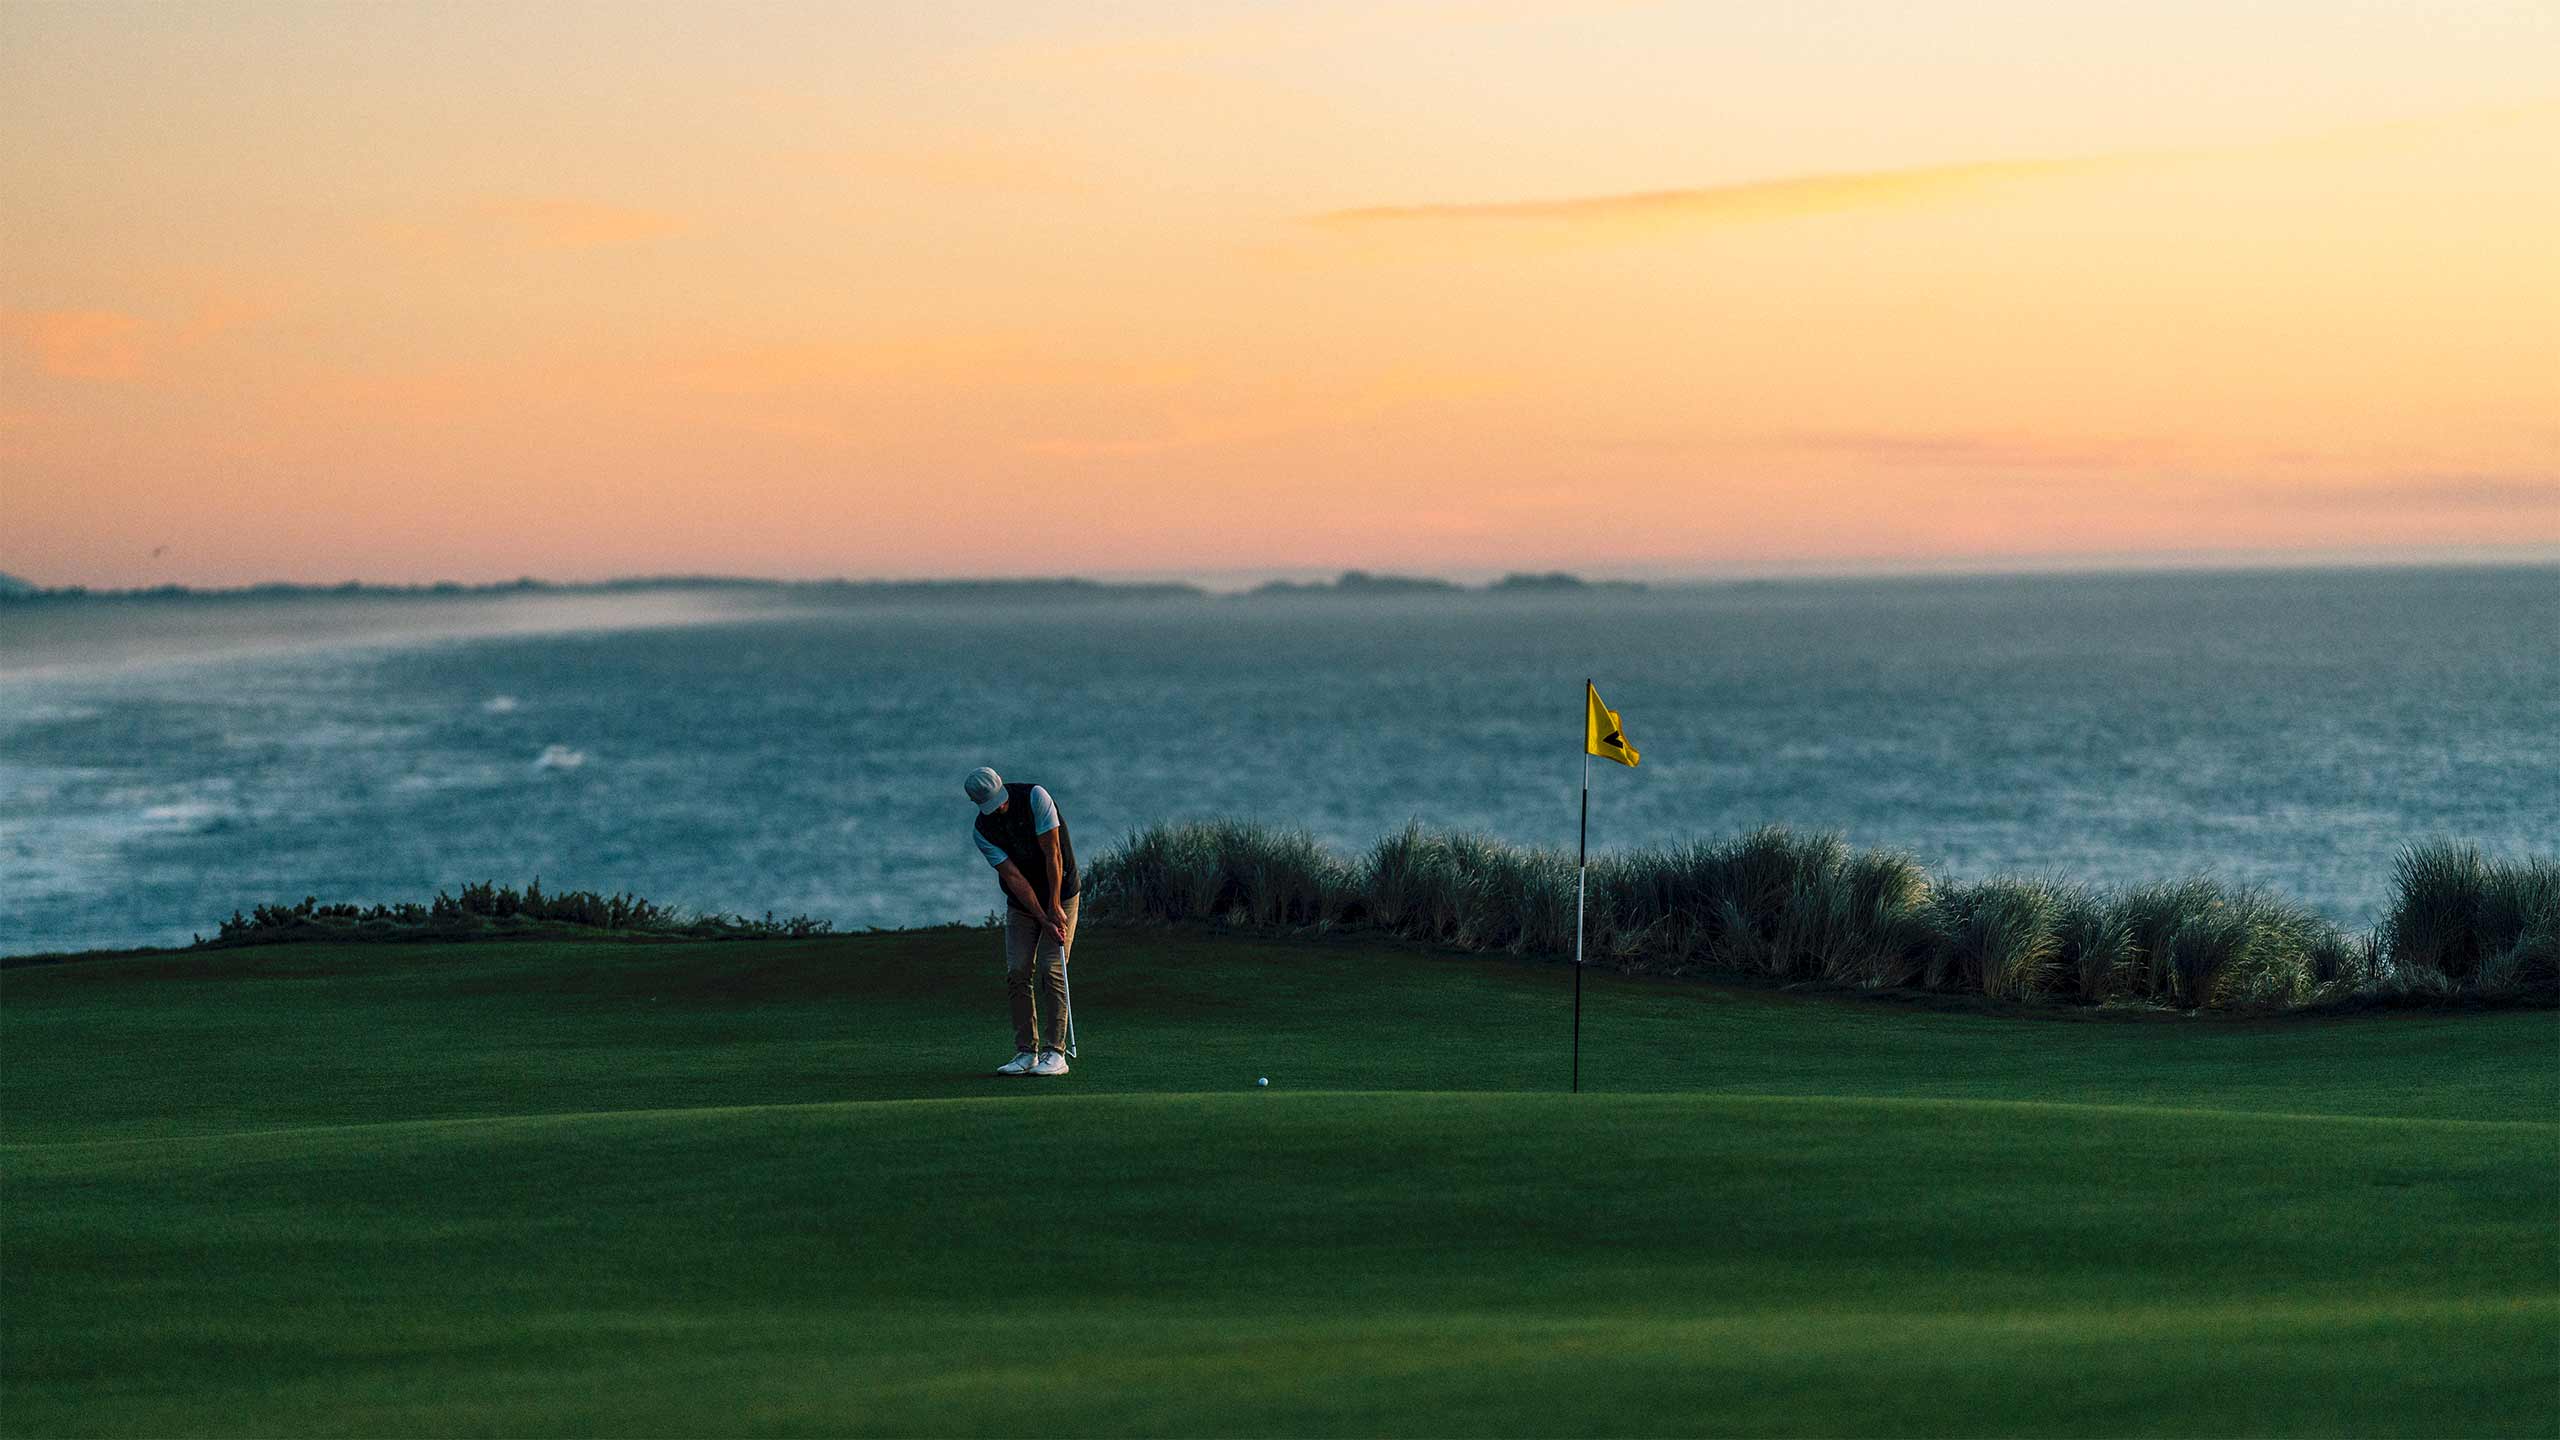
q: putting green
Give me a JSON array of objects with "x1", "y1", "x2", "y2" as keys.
[{"x1": 5, "y1": 930, "x2": 2553, "y2": 1436}]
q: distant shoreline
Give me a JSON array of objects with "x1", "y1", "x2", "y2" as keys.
[
  {"x1": 0, "y1": 570, "x2": 1656, "y2": 604},
  {"x1": 0, "y1": 575, "x2": 1205, "y2": 605},
  {"x1": 0, "y1": 570, "x2": 1643, "y2": 677},
  {"x1": 6, "y1": 556, "x2": 2556, "y2": 606},
  {"x1": 7, "y1": 562, "x2": 2552, "y2": 678}
]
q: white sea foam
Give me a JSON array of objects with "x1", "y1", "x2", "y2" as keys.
[
  {"x1": 0, "y1": 588, "x2": 797, "y2": 678},
  {"x1": 392, "y1": 761, "x2": 510, "y2": 794},
  {"x1": 533, "y1": 744, "x2": 587, "y2": 770},
  {"x1": 139, "y1": 799, "x2": 231, "y2": 832},
  {"x1": 0, "y1": 699, "x2": 102, "y2": 736}
]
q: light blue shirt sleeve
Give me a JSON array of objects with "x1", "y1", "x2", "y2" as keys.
[{"x1": 974, "y1": 829, "x2": 1007, "y2": 869}]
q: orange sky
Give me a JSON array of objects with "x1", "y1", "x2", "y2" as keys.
[{"x1": 3, "y1": 1, "x2": 2555, "y2": 587}]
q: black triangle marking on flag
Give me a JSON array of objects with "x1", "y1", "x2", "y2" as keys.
[{"x1": 1603, "y1": 730, "x2": 1622, "y2": 747}]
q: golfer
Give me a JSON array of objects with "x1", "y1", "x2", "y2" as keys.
[{"x1": 963, "y1": 766, "x2": 1078, "y2": 1076}]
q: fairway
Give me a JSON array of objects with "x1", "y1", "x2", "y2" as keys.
[{"x1": 6, "y1": 929, "x2": 2555, "y2": 1437}]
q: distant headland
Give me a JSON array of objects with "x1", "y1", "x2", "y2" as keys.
[{"x1": 1247, "y1": 570, "x2": 1644, "y2": 598}]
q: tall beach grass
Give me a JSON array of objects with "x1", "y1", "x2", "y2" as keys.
[
  {"x1": 2379, "y1": 841, "x2": 2559, "y2": 999},
  {"x1": 1086, "y1": 823, "x2": 2556, "y2": 1009}
]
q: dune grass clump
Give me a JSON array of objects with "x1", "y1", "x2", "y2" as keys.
[
  {"x1": 2170, "y1": 889, "x2": 2325, "y2": 1007},
  {"x1": 2055, "y1": 887, "x2": 2139, "y2": 1003},
  {"x1": 1925, "y1": 879, "x2": 2068, "y2": 1000},
  {"x1": 1084, "y1": 820, "x2": 1356, "y2": 930},
  {"x1": 2075, "y1": 878, "x2": 2328, "y2": 1007},
  {"x1": 1604, "y1": 828, "x2": 1935, "y2": 984},
  {"x1": 1363, "y1": 824, "x2": 1581, "y2": 953},
  {"x1": 1821, "y1": 847, "x2": 1940, "y2": 987},
  {"x1": 1682, "y1": 827, "x2": 1854, "y2": 979},
  {"x1": 2382, "y1": 842, "x2": 2560, "y2": 1000},
  {"x1": 1087, "y1": 821, "x2": 2550, "y2": 1010}
]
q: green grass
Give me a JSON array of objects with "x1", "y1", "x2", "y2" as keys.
[{"x1": 6, "y1": 929, "x2": 2555, "y2": 1437}]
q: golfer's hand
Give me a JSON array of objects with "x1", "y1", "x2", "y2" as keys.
[{"x1": 1045, "y1": 913, "x2": 1069, "y2": 944}]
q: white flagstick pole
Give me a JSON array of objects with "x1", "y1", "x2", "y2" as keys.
[{"x1": 1574, "y1": 683, "x2": 1591, "y2": 1094}]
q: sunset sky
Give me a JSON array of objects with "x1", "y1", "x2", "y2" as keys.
[{"x1": 4, "y1": 1, "x2": 2555, "y2": 587}]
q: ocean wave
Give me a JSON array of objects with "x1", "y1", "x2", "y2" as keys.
[
  {"x1": 139, "y1": 799, "x2": 235, "y2": 833},
  {"x1": 481, "y1": 695, "x2": 520, "y2": 714},
  {"x1": 0, "y1": 700, "x2": 103, "y2": 737},
  {"x1": 533, "y1": 744, "x2": 587, "y2": 770},
  {"x1": 392, "y1": 761, "x2": 511, "y2": 794}
]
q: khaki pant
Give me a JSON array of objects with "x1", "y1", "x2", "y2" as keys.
[{"x1": 1002, "y1": 895, "x2": 1077, "y2": 1054}]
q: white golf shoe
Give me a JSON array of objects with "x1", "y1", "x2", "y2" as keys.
[
  {"x1": 994, "y1": 1051, "x2": 1038, "y2": 1076},
  {"x1": 1032, "y1": 1051, "x2": 1070, "y2": 1076}
]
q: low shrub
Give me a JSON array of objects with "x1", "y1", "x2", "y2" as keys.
[
  {"x1": 200, "y1": 882, "x2": 831, "y2": 948},
  {"x1": 1084, "y1": 821, "x2": 2550, "y2": 1010}
]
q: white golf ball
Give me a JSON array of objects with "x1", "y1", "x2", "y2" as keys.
[{"x1": 1258, "y1": 1077, "x2": 1269, "y2": 1087}]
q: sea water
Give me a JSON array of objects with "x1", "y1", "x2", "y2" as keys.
[{"x1": 3, "y1": 566, "x2": 2554, "y2": 956}]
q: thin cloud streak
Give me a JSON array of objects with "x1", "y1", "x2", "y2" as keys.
[
  {"x1": 1310, "y1": 107, "x2": 2555, "y2": 232},
  {"x1": 1772, "y1": 429, "x2": 2179, "y2": 471},
  {"x1": 1, "y1": 298, "x2": 265, "y2": 381},
  {"x1": 1313, "y1": 155, "x2": 2135, "y2": 229},
  {"x1": 1580, "y1": 426, "x2": 2182, "y2": 471}
]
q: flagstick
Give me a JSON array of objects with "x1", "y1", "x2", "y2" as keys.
[{"x1": 1574, "y1": 691, "x2": 1590, "y2": 1095}]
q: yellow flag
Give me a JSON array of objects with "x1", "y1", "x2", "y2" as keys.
[{"x1": 1585, "y1": 681, "x2": 1639, "y2": 767}]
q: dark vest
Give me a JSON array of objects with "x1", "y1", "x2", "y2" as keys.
[{"x1": 974, "y1": 782, "x2": 1078, "y2": 912}]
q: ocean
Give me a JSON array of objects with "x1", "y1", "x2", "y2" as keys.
[{"x1": 3, "y1": 566, "x2": 2554, "y2": 957}]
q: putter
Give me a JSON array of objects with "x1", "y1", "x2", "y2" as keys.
[{"x1": 1062, "y1": 959, "x2": 1078, "y2": 1059}]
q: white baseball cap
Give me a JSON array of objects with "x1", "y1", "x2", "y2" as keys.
[{"x1": 963, "y1": 766, "x2": 1007, "y2": 814}]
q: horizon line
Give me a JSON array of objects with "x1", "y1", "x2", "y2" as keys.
[{"x1": 7, "y1": 545, "x2": 2556, "y2": 600}]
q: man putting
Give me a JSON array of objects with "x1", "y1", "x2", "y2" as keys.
[{"x1": 963, "y1": 766, "x2": 1078, "y2": 1077}]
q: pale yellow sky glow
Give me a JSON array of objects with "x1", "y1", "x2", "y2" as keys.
[{"x1": 3, "y1": 1, "x2": 2555, "y2": 586}]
